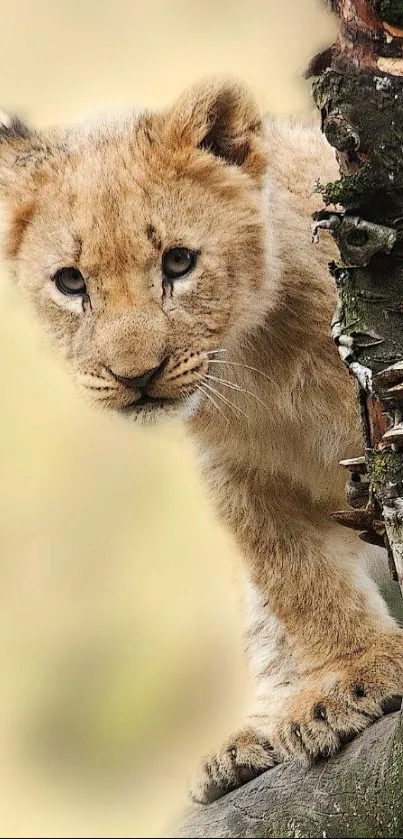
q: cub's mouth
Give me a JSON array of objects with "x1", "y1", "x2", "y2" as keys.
[
  {"x1": 105, "y1": 351, "x2": 210, "y2": 420},
  {"x1": 123, "y1": 394, "x2": 178, "y2": 409},
  {"x1": 120, "y1": 393, "x2": 184, "y2": 413},
  {"x1": 78, "y1": 351, "x2": 212, "y2": 420},
  {"x1": 118, "y1": 390, "x2": 203, "y2": 422}
]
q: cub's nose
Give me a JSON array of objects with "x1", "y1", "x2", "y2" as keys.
[{"x1": 112, "y1": 359, "x2": 167, "y2": 391}]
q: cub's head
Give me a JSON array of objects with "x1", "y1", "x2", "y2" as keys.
[{"x1": 0, "y1": 79, "x2": 270, "y2": 421}]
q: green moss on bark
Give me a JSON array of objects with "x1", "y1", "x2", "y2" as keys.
[
  {"x1": 317, "y1": 167, "x2": 384, "y2": 209},
  {"x1": 367, "y1": 449, "x2": 403, "y2": 492},
  {"x1": 313, "y1": 70, "x2": 403, "y2": 215}
]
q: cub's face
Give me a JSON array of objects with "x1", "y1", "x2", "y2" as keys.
[{"x1": 0, "y1": 80, "x2": 269, "y2": 421}]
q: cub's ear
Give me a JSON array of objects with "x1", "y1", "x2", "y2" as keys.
[
  {"x1": 0, "y1": 113, "x2": 38, "y2": 257},
  {"x1": 165, "y1": 78, "x2": 267, "y2": 183},
  {"x1": 0, "y1": 113, "x2": 43, "y2": 197},
  {"x1": 0, "y1": 112, "x2": 30, "y2": 139}
]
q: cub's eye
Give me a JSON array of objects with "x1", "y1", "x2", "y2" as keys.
[
  {"x1": 162, "y1": 247, "x2": 197, "y2": 281},
  {"x1": 52, "y1": 267, "x2": 87, "y2": 296}
]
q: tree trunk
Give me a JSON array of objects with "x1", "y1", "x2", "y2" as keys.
[
  {"x1": 172, "y1": 2, "x2": 403, "y2": 836},
  {"x1": 310, "y1": 0, "x2": 403, "y2": 594},
  {"x1": 174, "y1": 709, "x2": 403, "y2": 838}
]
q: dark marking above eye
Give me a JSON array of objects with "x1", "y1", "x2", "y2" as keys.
[
  {"x1": 146, "y1": 224, "x2": 161, "y2": 250},
  {"x1": 73, "y1": 234, "x2": 83, "y2": 261}
]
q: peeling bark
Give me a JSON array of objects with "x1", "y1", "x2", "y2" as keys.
[
  {"x1": 173, "y1": 710, "x2": 403, "y2": 838},
  {"x1": 311, "y1": 0, "x2": 403, "y2": 595}
]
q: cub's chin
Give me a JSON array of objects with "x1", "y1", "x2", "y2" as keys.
[{"x1": 117, "y1": 390, "x2": 203, "y2": 424}]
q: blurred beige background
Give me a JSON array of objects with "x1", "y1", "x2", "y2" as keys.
[{"x1": 0, "y1": 2, "x2": 335, "y2": 836}]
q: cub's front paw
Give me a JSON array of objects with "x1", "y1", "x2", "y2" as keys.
[
  {"x1": 191, "y1": 726, "x2": 280, "y2": 804},
  {"x1": 191, "y1": 637, "x2": 403, "y2": 804},
  {"x1": 274, "y1": 638, "x2": 403, "y2": 762}
]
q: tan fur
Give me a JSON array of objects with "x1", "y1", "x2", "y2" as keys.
[{"x1": 1, "y1": 79, "x2": 402, "y2": 803}]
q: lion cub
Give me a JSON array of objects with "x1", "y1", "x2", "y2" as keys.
[{"x1": 1, "y1": 79, "x2": 402, "y2": 803}]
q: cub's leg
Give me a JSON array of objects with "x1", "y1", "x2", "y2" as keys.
[
  {"x1": 192, "y1": 582, "x2": 302, "y2": 803},
  {"x1": 191, "y1": 497, "x2": 403, "y2": 804}
]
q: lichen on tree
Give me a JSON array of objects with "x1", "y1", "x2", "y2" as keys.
[{"x1": 311, "y1": 0, "x2": 403, "y2": 594}]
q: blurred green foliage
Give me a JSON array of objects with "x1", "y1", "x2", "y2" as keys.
[{"x1": 0, "y1": 1, "x2": 335, "y2": 835}]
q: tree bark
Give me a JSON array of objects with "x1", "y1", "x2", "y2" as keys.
[
  {"x1": 173, "y1": 710, "x2": 403, "y2": 839},
  {"x1": 310, "y1": 0, "x2": 403, "y2": 594}
]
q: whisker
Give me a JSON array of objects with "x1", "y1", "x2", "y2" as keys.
[
  {"x1": 205, "y1": 373, "x2": 268, "y2": 411},
  {"x1": 85, "y1": 385, "x2": 116, "y2": 392},
  {"x1": 86, "y1": 392, "x2": 116, "y2": 402},
  {"x1": 202, "y1": 380, "x2": 248, "y2": 420},
  {"x1": 205, "y1": 349, "x2": 228, "y2": 356},
  {"x1": 208, "y1": 359, "x2": 275, "y2": 386},
  {"x1": 205, "y1": 374, "x2": 245, "y2": 393},
  {"x1": 197, "y1": 384, "x2": 230, "y2": 425},
  {"x1": 78, "y1": 373, "x2": 119, "y2": 389}
]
